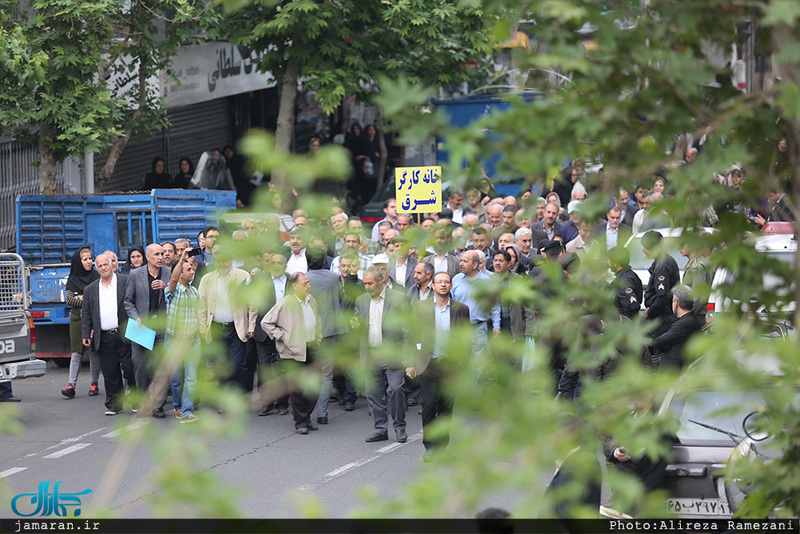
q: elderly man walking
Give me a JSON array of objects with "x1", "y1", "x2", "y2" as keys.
[{"x1": 261, "y1": 273, "x2": 322, "y2": 435}]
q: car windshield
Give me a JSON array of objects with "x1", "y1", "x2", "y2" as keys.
[
  {"x1": 669, "y1": 391, "x2": 765, "y2": 447},
  {"x1": 721, "y1": 250, "x2": 795, "y2": 293},
  {"x1": 627, "y1": 236, "x2": 689, "y2": 272}
]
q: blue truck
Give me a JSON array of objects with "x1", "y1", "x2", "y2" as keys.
[{"x1": 15, "y1": 189, "x2": 237, "y2": 364}]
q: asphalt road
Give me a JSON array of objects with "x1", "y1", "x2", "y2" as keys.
[{"x1": 0, "y1": 362, "x2": 441, "y2": 518}]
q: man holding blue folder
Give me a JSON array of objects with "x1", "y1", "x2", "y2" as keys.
[{"x1": 123, "y1": 243, "x2": 172, "y2": 418}]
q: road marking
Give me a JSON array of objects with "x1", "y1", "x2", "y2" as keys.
[
  {"x1": 102, "y1": 420, "x2": 146, "y2": 439},
  {"x1": 63, "y1": 427, "x2": 107, "y2": 443},
  {"x1": 0, "y1": 467, "x2": 27, "y2": 479},
  {"x1": 325, "y1": 456, "x2": 380, "y2": 478},
  {"x1": 43, "y1": 443, "x2": 92, "y2": 459},
  {"x1": 43, "y1": 428, "x2": 108, "y2": 451},
  {"x1": 377, "y1": 442, "x2": 405, "y2": 453},
  {"x1": 300, "y1": 432, "x2": 423, "y2": 492}
]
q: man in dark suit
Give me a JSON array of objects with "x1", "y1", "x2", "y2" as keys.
[
  {"x1": 613, "y1": 187, "x2": 639, "y2": 228},
  {"x1": 353, "y1": 266, "x2": 410, "y2": 443},
  {"x1": 82, "y1": 253, "x2": 134, "y2": 416},
  {"x1": 407, "y1": 262, "x2": 434, "y2": 304},
  {"x1": 531, "y1": 202, "x2": 562, "y2": 241},
  {"x1": 123, "y1": 243, "x2": 172, "y2": 417},
  {"x1": 424, "y1": 228, "x2": 460, "y2": 280},
  {"x1": 252, "y1": 251, "x2": 285, "y2": 416},
  {"x1": 596, "y1": 206, "x2": 631, "y2": 250},
  {"x1": 654, "y1": 286, "x2": 702, "y2": 370},
  {"x1": 306, "y1": 248, "x2": 348, "y2": 425},
  {"x1": 405, "y1": 271, "x2": 470, "y2": 454},
  {"x1": 387, "y1": 238, "x2": 417, "y2": 290}
]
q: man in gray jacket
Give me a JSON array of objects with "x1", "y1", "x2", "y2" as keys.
[
  {"x1": 123, "y1": 243, "x2": 171, "y2": 418},
  {"x1": 306, "y1": 248, "x2": 348, "y2": 425}
]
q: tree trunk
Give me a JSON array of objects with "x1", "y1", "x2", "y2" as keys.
[
  {"x1": 96, "y1": 53, "x2": 148, "y2": 192},
  {"x1": 38, "y1": 120, "x2": 58, "y2": 194},
  {"x1": 96, "y1": 108, "x2": 145, "y2": 191},
  {"x1": 273, "y1": 57, "x2": 299, "y2": 193}
]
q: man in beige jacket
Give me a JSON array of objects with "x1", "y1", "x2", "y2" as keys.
[
  {"x1": 197, "y1": 246, "x2": 257, "y2": 392},
  {"x1": 261, "y1": 272, "x2": 322, "y2": 434}
]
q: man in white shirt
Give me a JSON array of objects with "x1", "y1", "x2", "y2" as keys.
[
  {"x1": 286, "y1": 229, "x2": 308, "y2": 274},
  {"x1": 387, "y1": 238, "x2": 417, "y2": 288},
  {"x1": 353, "y1": 267, "x2": 410, "y2": 443},
  {"x1": 447, "y1": 187, "x2": 468, "y2": 225},
  {"x1": 81, "y1": 254, "x2": 134, "y2": 416},
  {"x1": 370, "y1": 198, "x2": 398, "y2": 242}
]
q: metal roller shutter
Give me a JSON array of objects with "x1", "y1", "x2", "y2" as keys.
[{"x1": 99, "y1": 98, "x2": 231, "y2": 192}]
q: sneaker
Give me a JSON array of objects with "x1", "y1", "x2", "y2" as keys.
[
  {"x1": 175, "y1": 409, "x2": 183, "y2": 419},
  {"x1": 61, "y1": 385, "x2": 75, "y2": 399},
  {"x1": 180, "y1": 414, "x2": 198, "y2": 424},
  {"x1": 104, "y1": 409, "x2": 120, "y2": 416},
  {"x1": 88, "y1": 383, "x2": 100, "y2": 396}
]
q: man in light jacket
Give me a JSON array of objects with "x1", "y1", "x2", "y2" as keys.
[
  {"x1": 261, "y1": 272, "x2": 322, "y2": 435},
  {"x1": 197, "y1": 246, "x2": 257, "y2": 392}
]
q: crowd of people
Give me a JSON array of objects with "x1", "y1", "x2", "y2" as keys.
[
  {"x1": 143, "y1": 121, "x2": 390, "y2": 213},
  {"x1": 59, "y1": 139, "x2": 794, "y2": 456}
]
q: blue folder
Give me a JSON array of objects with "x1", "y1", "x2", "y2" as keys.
[{"x1": 124, "y1": 318, "x2": 156, "y2": 350}]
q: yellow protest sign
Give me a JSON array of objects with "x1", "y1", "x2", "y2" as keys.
[{"x1": 395, "y1": 166, "x2": 442, "y2": 214}]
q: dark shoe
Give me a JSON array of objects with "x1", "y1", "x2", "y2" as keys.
[
  {"x1": 406, "y1": 397, "x2": 418, "y2": 406},
  {"x1": 258, "y1": 406, "x2": 274, "y2": 416},
  {"x1": 278, "y1": 407, "x2": 289, "y2": 415},
  {"x1": 365, "y1": 432, "x2": 388, "y2": 443},
  {"x1": 61, "y1": 384, "x2": 75, "y2": 398},
  {"x1": 0, "y1": 396, "x2": 21, "y2": 402},
  {"x1": 296, "y1": 427, "x2": 309, "y2": 435},
  {"x1": 88, "y1": 383, "x2": 100, "y2": 396},
  {"x1": 345, "y1": 402, "x2": 355, "y2": 411},
  {"x1": 316, "y1": 416, "x2": 328, "y2": 425},
  {"x1": 307, "y1": 422, "x2": 319, "y2": 431},
  {"x1": 396, "y1": 429, "x2": 408, "y2": 443},
  {"x1": 152, "y1": 408, "x2": 166, "y2": 419}
]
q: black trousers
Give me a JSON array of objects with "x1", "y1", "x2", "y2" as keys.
[
  {"x1": 255, "y1": 337, "x2": 289, "y2": 410},
  {"x1": 419, "y1": 359, "x2": 453, "y2": 450},
  {"x1": 98, "y1": 331, "x2": 133, "y2": 411},
  {"x1": 286, "y1": 344, "x2": 320, "y2": 429}
]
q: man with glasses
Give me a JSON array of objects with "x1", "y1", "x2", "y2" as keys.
[{"x1": 405, "y1": 272, "x2": 470, "y2": 456}]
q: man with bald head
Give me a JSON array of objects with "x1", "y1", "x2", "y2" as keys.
[
  {"x1": 123, "y1": 243, "x2": 172, "y2": 418},
  {"x1": 485, "y1": 203, "x2": 504, "y2": 229},
  {"x1": 451, "y1": 250, "x2": 500, "y2": 369},
  {"x1": 102, "y1": 250, "x2": 120, "y2": 272}
]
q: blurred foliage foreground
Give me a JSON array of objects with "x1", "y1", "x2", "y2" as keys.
[{"x1": 3, "y1": 0, "x2": 800, "y2": 520}]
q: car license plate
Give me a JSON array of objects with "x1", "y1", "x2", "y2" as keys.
[{"x1": 665, "y1": 498, "x2": 731, "y2": 516}]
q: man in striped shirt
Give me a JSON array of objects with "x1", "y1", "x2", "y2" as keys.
[{"x1": 164, "y1": 249, "x2": 201, "y2": 423}]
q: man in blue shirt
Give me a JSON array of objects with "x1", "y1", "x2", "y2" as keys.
[
  {"x1": 406, "y1": 271, "x2": 470, "y2": 454},
  {"x1": 451, "y1": 251, "x2": 500, "y2": 371}
]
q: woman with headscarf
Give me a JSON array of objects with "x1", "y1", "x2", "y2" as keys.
[
  {"x1": 144, "y1": 157, "x2": 173, "y2": 190},
  {"x1": 123, "y1": 246, "x2": 146, "y2": 274},
  {"x1": 173, "y1": 157, "x2": 194, "y2": 189},
  {"x1": 505, "y1": 243, "x2": 529, "y2": 275},
  {"x1": 61, "y1": 247, "x2": 102, "y2": 398}
]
